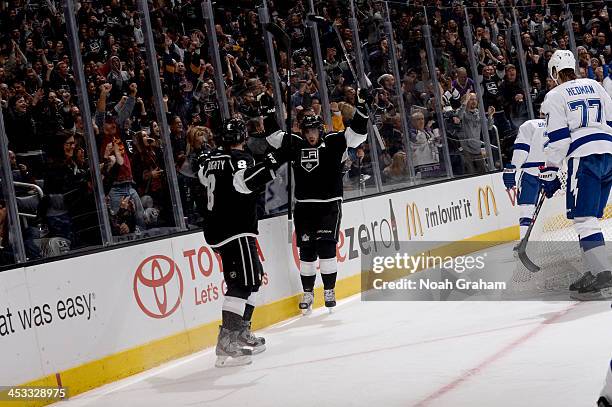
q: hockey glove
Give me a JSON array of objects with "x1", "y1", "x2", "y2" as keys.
[
  {"x1": 196, "y1": 150, "x2": 209, "y2": 169},
  {"x1": 538, "y1": 166, "x2": 561, "y2": 198},
  {"x1": 263, "y1": 151, "x2": 283, "y2": 172},
  {"x1": 355, "y1": 88, "x2": 372, "y2": 116},
  {"x1": 503, "y1": 164, "x2": 516, "y2": 189}
]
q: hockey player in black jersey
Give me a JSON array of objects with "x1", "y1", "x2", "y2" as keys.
[
  {"x1": 267, "y1": 89, "x2": 370, "y2": 313},
  {"x1": 198, "y1": 118, "x2": 286, "y2": 367}
]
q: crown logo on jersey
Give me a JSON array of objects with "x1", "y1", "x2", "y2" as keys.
[{"x1": 300, "y1": 148, "x2": 319, "y2": 172}]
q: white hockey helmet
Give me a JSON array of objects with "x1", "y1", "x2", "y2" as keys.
[{"x1": 548, "y1": 50, "x2": 576, "y2": 84}]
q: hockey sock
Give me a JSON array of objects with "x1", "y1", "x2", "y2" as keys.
[
  {"x1": 575, "y1": 218, "x2": 611, "y2": 273},
  {"x1": 581, "y1": 238, "x2": 610, "y2": 274},
  {"x1": 519, "y1": 217, "x2": 532, "y2": 240},
  {"x1": 221, "y1": 296, "x2": 247, "y2": 330},
  {"x1": 321, "y1": 272, "x2": 337, "y2": 290},
  {"x1": 243, "y1": 304, "x2": 255, "y2": 322},
  {"x1": 320, "y1": 258, "x2": 337, "y2": 290},
  {"x1": 301, "y1": 275, "x2": 316, "y2": 292},
  {"x1": 300, "y1": 260, "x2": 317, "y2": 292},
  {"x1": 221, "y1": 310, "x2": 244, "y2": 331},
  {"x1": 519, "y1": 204, "x2": 535, "y2": 240},
  {"x1": 243, "y1": 289, "x2": 258, "y2": 321}
]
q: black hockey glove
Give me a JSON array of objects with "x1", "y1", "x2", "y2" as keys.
[
  {"x1": 196, "y1": 150, "x2": 209, "y2": 169},
  {"x1": 357, "y1": 87, "x2": 373, "y2": 106},
  {"x1": 355, "y1": 88, "x2": 372, "y2": 116},
  {"x1": 263, "y1": 151, "x2": 284, "y2": 172}
]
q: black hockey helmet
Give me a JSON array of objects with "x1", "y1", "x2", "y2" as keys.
[
  {"x1": 219, "y1": 117, "x2": 247, "y2": 145},
  {"x1": 300, "y1": 115, "x2": 324, "y2": 133}
]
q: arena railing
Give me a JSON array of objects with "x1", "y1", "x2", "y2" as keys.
[{"x1": 3, "y1": 0, "x2": 592, "y2": 269}]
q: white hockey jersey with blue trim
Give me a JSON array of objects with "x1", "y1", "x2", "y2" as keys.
[
  {"x1": 541, "y1": 78, "x2": 612, "y2": 168},
  {"x1": 604, "y1": 77, "x2": 612, "y2": 99},
  {"x1": 511, "y1": 119, "x2": 547, "y2": 176}
]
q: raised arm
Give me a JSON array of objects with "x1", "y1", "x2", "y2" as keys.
[{"x1": 344, "y1": 88, "x2": 370, "y2": 148}]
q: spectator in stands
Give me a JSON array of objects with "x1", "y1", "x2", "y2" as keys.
[
  {"x1": 443, "y1": 108, "x2": 465, "y2": 176},
  {"x1": 383, "y1": 151, "x2": 409, "y2": 183},
  {"x1": 4, "y1": 93, "x2": 38, "y2": 153},
  {"x1": 99, "y1": 124, "x2": 144, "y2": 226},
  {"x1": 409, "y1": 110, "x2": 440, "y2": 178},
  {"x1": 131, "y1": 130, "x2": 167, "y2": 219},
  {"x1": 41, "y1": 131, "x2": 92, "y2": 247},
  {"x1": 8, "y1": 150, "x2": 36, "y2": 185},
  {"x1": 456, "y1": 92, "x2": 494, "y2": 175},
  {"x1": 168, "y1": 115, "x2": 186, "y2": 164},
  {"x1": 499, "y1": 64, "x2": 527, "y2": 129},
  {"x1": 452, "y1": 67, "x2": 475, "y2": 98},
  {"x1": 330, "y1": 102, "x2": 345, "y2": 132},
  {"x1": 0, "y1": 198, "x2": 12, "y2": 264},
  {"x1": 0, "y1": 0, "x2": 610, "y2": 261}
]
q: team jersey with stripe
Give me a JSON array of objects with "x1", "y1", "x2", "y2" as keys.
[
  {"x1": 198, "y1": 148, "x2": 259, "y2": 247},
  {"x1": 541, "y1": 78, "x2": 612, "y2": 168},
  {"x1": 267, "y1": 111, "x2": 368, "y2": 203},
  {"x1": 267, "y1": 127, "x2": 367, "y2": 202},
  {"x1": 511, "y1": 118, "x2": 547, "y2": 176}
]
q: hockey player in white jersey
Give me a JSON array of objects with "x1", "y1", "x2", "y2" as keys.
[
  {"x1": 503, "y1": 118, "x2": 547, "y2": 247},
  {"x1": 539, "y1": 50, "x2": 612, "y2": 299},
  {"x1": 604, "y1": 64, "x2": 612, "y2": 99}
]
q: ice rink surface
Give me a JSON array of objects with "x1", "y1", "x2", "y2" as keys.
[{"x1": 54, "y1": 243, "x2": 612, "y2": 407}]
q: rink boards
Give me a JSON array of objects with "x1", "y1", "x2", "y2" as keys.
[{"x1": 0, "y1": 173, "x2": 521, "y2": 406}]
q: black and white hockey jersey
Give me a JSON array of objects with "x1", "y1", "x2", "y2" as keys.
[
  {"x1": 268, "y1": 110, "x2": 368, "y2": 202},
  {"x1": 198, "y1": 148, "x2": 275, "y2": 247}
]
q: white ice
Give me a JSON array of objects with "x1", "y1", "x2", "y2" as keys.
[{"x1": 54, "y1": 243, "x2": 612, "y2": 407}]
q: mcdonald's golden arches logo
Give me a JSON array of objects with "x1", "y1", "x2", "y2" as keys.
[
  {"x1": 405, "y1": 202, "x2": 424, "y2": 239},
  {"x1": 477, "y1": 185, "x2": 499, "y2": 219}
]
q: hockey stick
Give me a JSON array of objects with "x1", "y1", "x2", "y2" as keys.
[
  {"x1": 516, "y1": 190, "x2": 546, "y2": 273},
  {"x1": 264, "y1": 22, "x2": 294, "y2": 243}
]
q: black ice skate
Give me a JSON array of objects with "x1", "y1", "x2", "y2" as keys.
[
  {"x1": 569, "y1": 271, "x2": 595, "y2": 291},
  {"x1": 215, "y1": 326, "x2": 252, "y2": 368},
  {"x1": 238, "y1": 320, "x2": 266, "y2": 355},
  {"x1": 324, "y1": 289, "x2": 336, "y2": 311},
  {"x1": 299, "y1": 291, "x2": 314, "y2": 315},
  {"x1": 571, "y1": 271, "x2": 612, "y2": 301},
  {"x1": 598, "y1": 396, "x2": 611, "y2": 407}
]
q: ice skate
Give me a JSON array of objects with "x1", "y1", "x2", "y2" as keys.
[
  {"x1": 568, "y1": 271, "x2": 595, "y2": 291},
  {"x1": 571, "y1": 271, "x2": 612, "y2": 301},
  {"x1": 237, "y1": 320, "x2": 266, "y2": 355},
  {"x1": 299, "y1": 291, "x2": 314, "y2": 315},
  {"x1": 324, "y1": 288, "x2": 336, "y2": 312},
  {"x1": 215, "y1": 326, "x2": 252, "y2": 368},
  {"x1": 598, "y1": 397, "x2": 612, "y2": 407}
]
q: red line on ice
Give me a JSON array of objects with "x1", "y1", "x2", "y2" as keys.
[{"x1": 413, "y1": 302, "x2": 580, "y2": 407}]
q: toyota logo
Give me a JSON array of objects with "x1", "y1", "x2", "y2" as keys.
[{"x1": 134, "y1": 255, "x2": 183, "y2": 319}]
